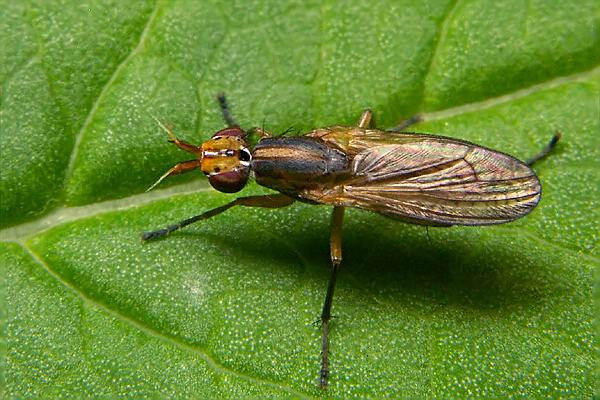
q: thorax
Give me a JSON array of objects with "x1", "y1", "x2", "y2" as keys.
[{"x1": 251, "y1": 136, "x2": 350, "y2": 195}]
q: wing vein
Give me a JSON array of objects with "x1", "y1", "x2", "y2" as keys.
[{"x1": 303, "y1": 129, "x2": 541, "y2": 226}]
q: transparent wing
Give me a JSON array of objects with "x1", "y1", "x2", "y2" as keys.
[{"x1": 308, "y1": 129, "x2": 541, "y2": 226}]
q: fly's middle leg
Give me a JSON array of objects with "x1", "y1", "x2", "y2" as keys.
[
  {"x1": 358, "y1": 109, "x2": 422, "y2": 131},
  {"x1": 319, "y1": 206, "x2": 345, "y2": 388},
  {"x1": 389, "y1": 115, "x2": 423, "y2": 132},
  {"x1": 357, "y1": 109, "x2": 373, "y2": 128}
]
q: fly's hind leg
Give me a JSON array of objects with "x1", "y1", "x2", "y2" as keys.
[{"x1": 526, "y1": 132, "x2": 562, "y2": 166}]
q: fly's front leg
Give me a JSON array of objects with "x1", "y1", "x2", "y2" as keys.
[
  {"x1": 319, "y1": 206, "x2": 345, "y2": 388},
  {"x1": 217, "y1": 92, "x2": 239, "y2": 127},
  {"x1": 152, "y1": 117, "x2": 201, "y2": 153},
  {"x1": 141, "y1": 194, "x2": 294, "y2": 241},
  {"x1": 146, "y1": 119, "x2": 204, "y2": 192},
  {"x1": 146, "y1": 159, "x2": 200, "y2": 192}
]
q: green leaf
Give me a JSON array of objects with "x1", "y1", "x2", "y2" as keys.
[{"x1": 1, "y1": 0, "x2": 598, "y2": 398}]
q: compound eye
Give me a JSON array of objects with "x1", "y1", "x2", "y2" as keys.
[
  {"x1": 211, "y1": 127, "x2": 246, "y2": 138},
  {"x1": 207, "y1": 168, "x2": 249, "y2": 193},
  {"x1": 239, "y1": 148, "x2": 251, "y2": 162}
]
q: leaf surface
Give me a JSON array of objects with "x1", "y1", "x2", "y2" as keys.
[{"x1": 1, "y1": 0, "x2": 598, "y2": 398}]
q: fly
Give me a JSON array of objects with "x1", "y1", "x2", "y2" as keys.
[{"x1": 142, "y1": 94, "x2": 560, "y2": 388}]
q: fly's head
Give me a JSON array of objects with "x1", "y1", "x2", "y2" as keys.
[
  {"x1": 147, "y1": 123, "x2": 252, "y2": 194},
  {"x1": 200, "y1": 127, "x2": 252, "y2": 193}
]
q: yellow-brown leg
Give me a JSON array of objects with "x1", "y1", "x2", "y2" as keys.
[
  {"x1": 357, "y1": 109, "x2": 373, "y2": 129},
  {"x1": 317, "y1": 108, "x2": 365, "y2": 386},
  {"x1": 142, "y1": 194, "x2": 295, "y2": 241},
  {"x1": 146, "y1": 159, "x2": 201, "y2": 192},
  {"x1": 147, "y1": 118, "x2": 205, "y2": 192},
  {"x1": 319, "y1": 206, "x2": 345, "y2": 388},
  {"x1": 153, "y1": 117, "x2": 201, "y2": 153},
  {"x1": 152, "y1": 117, "x2": 202, "y2": 153}
]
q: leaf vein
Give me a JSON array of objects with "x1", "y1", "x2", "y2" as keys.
[
  {"x1": 419, "y1": 0, "x2": 461, "y2": 110},
  {"x1": 17, "y1": 241, "x2": 316, "y2": 399},
  {"x1": 423, "y1": 65, "x2": 600, "y2": 122},
  {"x1": 63, "y1": 0, "x2": 164, "y2": 187}
]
